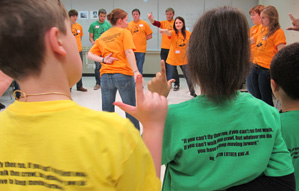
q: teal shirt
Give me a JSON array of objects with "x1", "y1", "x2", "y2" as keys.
[
  {"x1": 162, "y1": 92, "x2": 294, "y2": 191},
  {"x1": 281, "y1": 110, "x2": 299, "y2": 191},
  {"x1": 88, "y1": 20, "x2": 111, "y2": 41}
]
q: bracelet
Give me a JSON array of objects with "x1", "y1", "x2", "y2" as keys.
[{"x1": 102, "y1": 57, "x2": 105, "y2": 64}]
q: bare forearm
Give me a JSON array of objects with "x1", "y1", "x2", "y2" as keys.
[
  {"x1": 87, "y1": 52, "x2": 103, "y2": 62},
  {"x1": 125, "y1": 49, "x2": 138, "y2": 73}
]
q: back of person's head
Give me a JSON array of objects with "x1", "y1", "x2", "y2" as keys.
[
  {"x1": 262, "y1": 5, "x2": 280, "y2": 37},
  {"x1": 188, "y1": 6, "x2": 250, "y2": 104},
  {"x1": 166, "y1": 7, "x2": 175, "y2": 14},
  {"x1": 249, "y1": 4, "x2": 264, "y2": 15},
  {"x1": 98, "y1": 9, "x2": 107, "y2": 15},
  {"x1": 270, "y1": 42, "x2": 299, "y2": 100},
  {"x1": 107, "y1": 8, "x2": 127, "y2": 25},
  {"x1": 132, "y1": 8, "x2": 140, "y2": 15},
  {"x1": 0, "y1": 0, "x2": 67, "y2": 81},
  {"x1": 68, "y1": 9, "x2": 78, "y2": 17}
]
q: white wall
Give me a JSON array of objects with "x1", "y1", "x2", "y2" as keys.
[{"x1": 259, "y1": 0, "x2": 299, "y2": 44}]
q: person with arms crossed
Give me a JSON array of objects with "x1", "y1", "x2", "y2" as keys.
[
  {"x1": 88, "y1": 9, "x2": 111, "y2": 90},
  {"x1": 0, "y1": 0, "x2": 167, "y2": 190},
  {"x1": 148, "y1": 8, "x2": 179, "y2": 91},
  {"x1": 247, "y1": 5, "x2": 286, "y2": 106},
  {"x1": 69, "y1": 9, "x2": 87, "y2": 92},
  {"x1": 246, "y1": 4, "x2": 264, "y2": 94},
  {"x1": 127, "y1": 8, "x2": 152, "y2": 74}
]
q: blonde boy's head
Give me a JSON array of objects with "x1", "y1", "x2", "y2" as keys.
[{"x1": 0, "y1": 0, "x2": 68, "y2": 80}]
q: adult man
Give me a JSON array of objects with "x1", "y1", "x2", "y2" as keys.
[
  {"x1": 127, "y1": 9, "x2": 153, "y2": 74},
  {"x1": 69, "y1": 9, "x2": 87, "y2": 92},
  {"x1": 148, "y1": 8, "x2": 179, "y2": 91},
  {"x1": 88, "y1": 9, "x2": 111, "y2": 90}
]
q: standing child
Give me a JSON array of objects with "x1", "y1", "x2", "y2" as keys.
[
  {"x1": 68, "y1": 9, "x2": 87, "y2": 92},
  {"x1": 0, "y1": 0, "x2": 167, "y2": 190},
  {"x1": 270, "y1": 42, "x2": 299, "y2": 191}
]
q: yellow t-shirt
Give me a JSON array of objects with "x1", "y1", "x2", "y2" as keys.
[
  {"x1": 249, "y1": 24, "x2": 261, "y2": 62},
  {"x1": 127, "y1": 20, "x2": 152, "y2": 53},
  {"x1": 0, "y1": 100, "x2": 161, "y2": 191},
  {"x1": 160, "y1": 20, "x2": 174, "y2": 49},
  {"x1": 71, "y1": 23, "x2": 83, "y2": 52},
  {"x1": 89, "y1": 27, "x2": 136, "y2": 76},
  {"x1": 166, "y1": 30, "x2": 191, "y2": 66},
  {"x1": 253, "y1": 27, "x2": 286, "y2": 69}
]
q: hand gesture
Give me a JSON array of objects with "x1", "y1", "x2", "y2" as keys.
[
  {"x1": 148, "y1": 60, "x2": 175, "y2": 97},
  {"x1": 103, "y1": 53, "x2": 118, "y2": 64},
  {"x1": 287, "y1": 13, "x2": 299, "y2": 31},
  {"x1": 114, "y1": 74, "x2": 168, "y2": 128}
]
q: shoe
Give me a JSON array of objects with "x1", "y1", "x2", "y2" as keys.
[
  {"x1": 94, "y1": 84, "x2": 101, "y2": 90},
  {"x1": 0, "y1": 103, "x2": 5, "y2": 110},
  {"x1": 190, "y1": 92, "x2": 197, "y2": 97},
  {"x1": 77, "y1": 87, "x2": 87, "y2": 92},
  {"x1": 173, "y1": 85, "x2": 180, "y2": 91}
]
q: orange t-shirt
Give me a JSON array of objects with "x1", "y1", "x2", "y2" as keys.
[
  {"x1": 253, "y1": 27, "x2": 286, "y2": 69},
  {"x1": 160, "y1": 20, "x2": 174, "y2": 49},
  {"x1": 249, "y1": 24, "x2": 261, "y2": 62},
  {"x1": 127, "y1": 20, "x2": 152, "y2": 53},
  {"x1": 166, "y1": 30, "x2": 191, "y2": 66},
  {"x1": 89, "y1": 27, "x2": 136, "y2": 76},
  {"x1": 71, "y1": 23, "x2": 83, "y2": 52}
]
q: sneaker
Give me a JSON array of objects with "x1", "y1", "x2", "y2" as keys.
[
  {"x1": 94, "y1": 84, "x2": 101, "y2": 90},
  {"x1": 173, "y1": 85, "x2": 180, "y2": 91},
  {"x1": 190, "y1": 92, "x2": 197, "y2": 97},
  {"x1": 0, "y1": 103, "x2": 5, "y2": 110},
  {"x1": 77, "y1": 87, "x2": 87, "y2": 92}
]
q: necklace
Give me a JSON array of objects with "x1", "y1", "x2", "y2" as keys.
[{"x1": 13, "y1": 90, "x2": 72, "y2": 101}]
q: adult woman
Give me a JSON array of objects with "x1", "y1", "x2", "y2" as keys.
[
  {"x1": 88, "y1": 8, "x2": 140, "y2": 130},
  {"x1": 247, "y1": 5, "x2": 286, "y2": 106},
  {"x1": 160, "y1": 16, "x2": 196, "y2": 97},
  {"x1": 147, "y1": 6, "x2": 294, "y2": 191}
]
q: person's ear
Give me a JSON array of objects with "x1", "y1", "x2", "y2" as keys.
[
  {"x1": 270, "y1": 79, "x2": 279, "y2": 93},
  {"x1": 48, "y1": 27, "x2": 67, "y2": 56}
]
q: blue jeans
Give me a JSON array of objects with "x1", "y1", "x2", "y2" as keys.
[
  {"x1": 246, "y1": 64, "x2": 273, "y2": 106},
  {"x1": 134, "y1": 52, "x2": 145, "y2": 74},
  {"x1": 76, "y1": 51, "x2": 83, "y2": 89},
  {"x1": 101, "y1": 73, "x2": 140, "y2": 130},
  {"x1": 160, "y1": 48, "x2": 179, "y2": 84},
  {"x1": 167, "y1": 65, "x2": 195, "y2": 94},
  {"x1": 94, "y1": 61, "x2": 101, "y2": 85}
]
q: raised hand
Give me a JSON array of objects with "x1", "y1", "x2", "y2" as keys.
[
  {"x1": 287, "y1": 13, "x2": 299, "y2": 31},
  {"x1": 148, "y1": 60, "x2": 175, "y2": 97}
]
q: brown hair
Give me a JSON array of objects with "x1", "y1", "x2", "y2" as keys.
[
  {"x1": 188, "y1": 7, "x2": 250, "y2": 104},
  {"x1": 98, "y1": 9, "x2": 107, "y2": 15},
  {"x1": 107, "y1": 8, "x2": 127, "y2": 26},
  {"x1": 166, "y1": 7, "x2": 175, "y2": 14},
  {"x1": 262, "y1": 5, "x2": 280, "y2": 38},
  {"x1": 0, "y1": 0, "x2": 67, "y2": 80},
  {"x1": 249, "y1": 4, "x2": 264, "y2": 15},
  {"x1": 68, "y1": 9, "x2": 78, "y2": 17}
]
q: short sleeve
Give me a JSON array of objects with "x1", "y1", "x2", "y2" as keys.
[
  {"x1": 88, "y1": 23, "x2": 93, "y2": 33},
  {"x1": 264, "y1": 117, "x2": 294, "y2": 176},
  {"x1": 145, "y1": 22, "x2": 153, "y2": 35},
  {"x1": 89, "y1": 40, "x2": 102, "y2": 56},
  {"x1": 123, "y1": 30, "x2": 136, "y2": 51},
  {"x1": 273, "y1": 29, "x2": 286, "y2": 48}
]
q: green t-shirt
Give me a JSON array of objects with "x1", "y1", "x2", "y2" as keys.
[
  {"x1": 281, "y1": 110, "x2": 299, "y2": 191},
  {"x1": 162, "y1": 92, "x2": 294, "y2": 191},
  {"x1": 88, "y1": 20, "x2": 111, "y2": 41}
]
